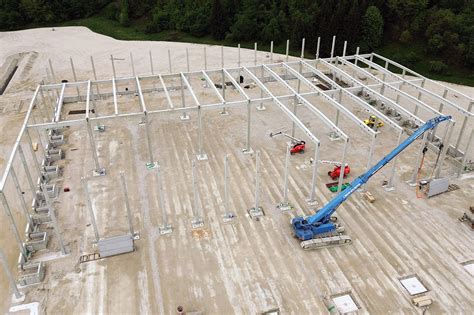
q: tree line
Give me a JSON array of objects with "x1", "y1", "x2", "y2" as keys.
[{"x1": 1, "y1": 0, "x2": 473, "y2": 73}]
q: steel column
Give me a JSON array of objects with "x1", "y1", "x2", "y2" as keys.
[
  {"x1": 168, "y1": 49, "x2": 172, "y2": 73},
  {"x1": 110, "y1": 54, "x2": 117, "y2": 78},
  {"x1": 336, "y1": 139, "x2": 348, "y2": 192},
  {"x1": 410, "y1": 131, "x2": 429, "y2": 184},
  {"x1": 0, "y1": 192, "x2": 27, "y2": 259},
  {"x1": 149, "y1": 51, "x2": 154, "y2": 75},
  {"x1": 69, "y1": 57, "x2": 80, "y2": 98},
  {"x1": 82, "y1": 178, "x2": 100, "y2": 242},
  {"x1": 455, "y1": 102, "x2": 472, "y2": 150},
  {"x1": 119, "y1": 171, "x2": 135, "y2": 236},
  {"x1": 41, "y1": 183, "x2": 67, "y2": 254},
  {"x1": 286, "y1": 39, "x2": 290, "y2": 62},
  {"x1": 434, "y1": 120, "x2": 454, "y2": 178},
  {"x1": 0, "y1": 249, "x2": 22, "y2": 299},
  {"x1": 385, "y1": 131, "x2": 404, "y2": 190},
  {"x1": 278, "y1": 144, "x2": 292, "y2": 210},
  {"x1": 308, "y1": 143, "x2": 321, "y2": 205},
  {"x1": 316, "y1": 37, "x2": 321, "y2": 59},
  {"x1": 10, "y1": 167, "x2": 33, "y2": 226},
  {"x1": 191, "y1": 160, "x2": 203, "y2": 227}
]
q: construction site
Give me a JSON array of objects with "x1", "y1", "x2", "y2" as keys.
[{"x1": 0, "y1": 27, "x2": 473, "y2": 314}]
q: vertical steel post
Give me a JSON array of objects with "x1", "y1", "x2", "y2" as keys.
[
  {"x1": 18, "y1": 145, "x2": 36, "y2": 196},
  {"x1": 308, "y1": 143, "x2": 320, "y2": 205},
  {"x1": 0, "y1": 192, "x2": 27, "y2": 260},
  {"x1": 361, "y1": 135, "x2": 376, "y2": 191},
  {"x1": 270, "y1": 41, "x2": 274, "y2": 62},
  {"x1": 461, "y1": 129, "x2": 473, "y2": 170},
  {"x1": 41, "y1": 183, "x2": 67, "y2": 255},
  {"x1": 86, "y1": 118, "x2": 102, "y2": 173},
  {"x1": 25, "y1": 128, "x2": 42, "y2": 178},
  {"x1": 221, "y1": 45, "x2": 224, "y2": 68},
  {"x1": 69, "y1": 57, "x2": 80, "y2": 98},
  {"x1": 119, "y1": 172, "x2": 135, "y2": 236},
  {"x1": 237, "y1": 44, "x2": 241, "y2": 80},
  {"x1": 180, "y1": 75, "x2": 189, "y2": 120},
  {"x1": 130, "y1": 52, "x2": 136, "y2": 77},
  {"x1": 0, "y1": 249, "x2": 22, "y2": 299},
  {"x1": 221, "y1": 70, "x2": 228, "y2": 115},
  {"x1": 386, "y1": 131, "x2": 403, "y2": 190},
  {"x1": 336, "y1": 139, "x2": 348, "y2": 192},
  {"x1": 355, "y1": 47, "x2": 360, "y2": 66},
  {"x1": 149, "y1": 51, "x2": 154, "y2": 75},
  {"x1": 155, "y1": 168, "x2": 171, "y2": 233},
  {"x1": 82, "y1": 178, "x2": 100, "y2": 242},
  {"x1": 254, "y1": 42, "x2": 258, "y2": 66},
  {"x1": 330, "y1": 36, "x2": 336, "y2": 61},
  {"x1": 168, "y1": 49, "x2": 172, "y2": 73},
  {"x1": 245, "y1": 100, "x2": 251, "y2": 152},
  {"x1": 191, "y1": 160, "x2": 203, "y2": 227},
  {"x1": 455, "y1": 102, "x2": 472, "y2": 150},
  {"x1": 204, "y1": 47, "x2": 208, "y2": 70},
  {"x1": 254, "y1": 150, "x2": 261, "y2": 211},
  {"x1": 110, "y1": 54, "x2": 117, "y2": 78},
  {"x1": 186, "y1": 48, "x2": 190, "y2": 72},
  {"x1": 48, "y1": 59, "x2": 57, "y2": 83},
  {"x1": 10, "y1": 167, "x2": 33, "y2": 226},
  {"x1": 222, "y1": 154, "x2": 234, "y2": 220},
  {"x1": 291, "y1": 96, "x2": 298, "y2": 137},
  {"x1": 285, "y1": 39, "x2": 290, "y2": 62},
  {"x1": 316, "y1": 37, "x2": 321, "y2": 59},
  {"x1": 279, "y1": 144, "x2": 292, "y2": 210},
  {"x1": 434, "y1": 120, "x2": 454, "y2": 178},
  {"x1": 144, "y1": 113, "x2": 155, "y2": 164},
  {"x1": 301, "y1": 38, "x2": 305, "y2": 59},
  {"x1": 410, "y1": 132, "x2": 429, "y2": 184},
  {"x1": 342, "y1": 41, "x2": 347, "y2": 58},
  {"x1": 90, "y1": 56, "x2": 100, "y2": 95}
]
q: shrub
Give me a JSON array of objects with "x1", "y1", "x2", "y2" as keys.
[{"x1": 429, "y1": 60, "x2": 449, "y2": 75}]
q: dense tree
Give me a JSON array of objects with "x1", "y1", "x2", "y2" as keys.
[
  {"x1": 0, "y1": 0, "x2": 473, "y2": 71},
  {"x1": 361, "y1": 6, "x2": 384, "y2": 50}
]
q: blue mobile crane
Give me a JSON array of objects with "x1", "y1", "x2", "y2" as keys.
[{"x1": 292, "y1": 115, "x2": 451, "y2": 250}]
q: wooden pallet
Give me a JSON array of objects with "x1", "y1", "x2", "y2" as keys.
[
  {"x1": 447, "y1": 184, "x2": 460, "y2": 192},
  {"x1": 79, "y1": 253, "x2": 101, "y2": 264}
]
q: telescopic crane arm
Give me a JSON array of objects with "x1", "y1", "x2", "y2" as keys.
[{"x1": 292, "y1": 115, "x2": 451, "y2": 249}]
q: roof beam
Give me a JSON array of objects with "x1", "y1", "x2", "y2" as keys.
[
  {"x1": 371, "y1": 53, "x2": 473, "y2": 102},
  {"x1": 54, "y1": 83, "x2": 66, "y2": 122},
  {"x1": 180, "y1": 72, "x2": 200, "y2": 106},
  {"x1": 158, "y1": 74, "x2": 174, "y2": 109},
  {"x1": 284, "y1": 62, "x2": 377, "y2": 136},
  {"x1": 201, "y1": 71, "x2": 226, "y2": 103},
  {"x1": 223, "y1": 69, "x2": 250, "y2": 100},
  {"x1": 323, "y1": 58, "x2": 441, "y2": 121},
  {"x1": 242, "y1": 67, "x2": 321, "y2": 145},
  {"x1": 136, "y1": 76, "x2": 147, "y2": 113},
  {"x1": 354, "y1": 56, "x2": 471, "y2": 117},
  {"x1": 263, "y1": 64, "x2": 348, "y2": 140}
]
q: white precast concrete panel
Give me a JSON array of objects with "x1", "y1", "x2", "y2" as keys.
[
  {"x1": 332, "y1": 294, "x2": 358, "y2": 313},
  {"x1": 400, "y1": 277, "x2": 428, "y2": 295}
]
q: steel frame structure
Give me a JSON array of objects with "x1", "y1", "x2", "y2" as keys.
[{"x1": 1, "y1": 41, "x2": 473, "y2": 295}]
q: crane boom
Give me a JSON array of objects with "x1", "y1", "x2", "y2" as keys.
[{"x1": 292, "y1": 115, "x2": 451, "y2": 248}]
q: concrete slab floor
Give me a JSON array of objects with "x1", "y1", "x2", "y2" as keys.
[{"x1": 0, "y1": 27, "x2": 473, "y2": 314}]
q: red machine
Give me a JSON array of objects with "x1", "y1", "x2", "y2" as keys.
[
  {"x1": 290, "y1": 141, "x2": 306, "y2": 154},
  {"x1": 270, "y1": 131, "x2": 306, "y2": 155},
  {"x1": 328, "y1": 165, "x2": 350, "y2": 180}
]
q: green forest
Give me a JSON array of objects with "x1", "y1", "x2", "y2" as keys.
[{"x1": 1, "y1": 0, "x2": 474, "y2": 85}]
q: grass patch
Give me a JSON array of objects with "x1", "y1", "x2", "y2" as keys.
[{"x1": 61, "y1": 16, "x2": 474, "y2": 86}]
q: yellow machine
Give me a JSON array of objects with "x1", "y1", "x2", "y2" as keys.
[{"x1": 364, "y1": 115, "x2": 384, "y2": 129}]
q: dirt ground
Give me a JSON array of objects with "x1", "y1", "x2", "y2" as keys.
[{"x1": 0, "y1": 27, "x2": 473, "y2": 314}]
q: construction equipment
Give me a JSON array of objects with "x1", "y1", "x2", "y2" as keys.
[
  {"x1": 270, "y1": 131, "x2": 306, "y2": 154},
  {"x1": 291, "y1": 115, "x2": 451, "y2": 250},
  {"x1": 310, "y1": 159, "x2": 351, "y2": 179},
  {"x1": 364, "y1": 115, "x2": 384, "y2": 129}
]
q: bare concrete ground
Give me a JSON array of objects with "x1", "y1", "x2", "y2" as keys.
[
  {"x1": 4, "y1": 99, "x2": 473, "y2": 314},
  {"x1": 0, "y1": 27, "x2": 473, "y2": 314}
]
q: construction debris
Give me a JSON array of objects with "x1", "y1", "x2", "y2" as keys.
[{"x1": 363, "y1": 191, "x2": 376, "y2": 203}]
